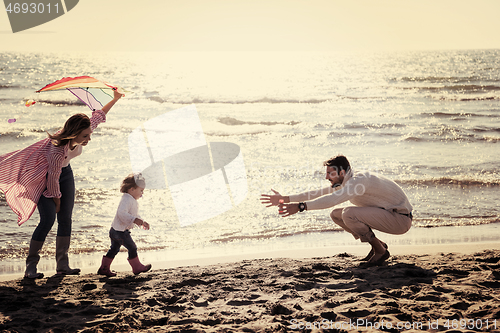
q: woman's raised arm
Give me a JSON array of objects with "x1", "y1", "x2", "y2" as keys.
[{"x1": 101, "y1": 89, "x2": 123, "y2": 115}]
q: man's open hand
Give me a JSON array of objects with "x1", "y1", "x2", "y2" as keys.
[{"x1": 260, "y1": 189, "x2": 285, "y2": 207}]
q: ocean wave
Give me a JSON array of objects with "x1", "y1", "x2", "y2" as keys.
[
  {"x1": 0, "y1": 129, "x2": 48, "y2": 142},
  {"x1": 148, "y1": 95, "x2": 386, "y2": 105},
  {"x1": 0, "y1": 131, "x2": 20, "y2": 139},
  {"x1": 338, "y1": 96, "x2": 384, "y2": 100},
  {"x1": 0, "y1": 84, "x2": 21, "y2": 89},
  {"x1": 402, "y1": 136, "x2": 427, "y2": 142},
  {"x1": 394, "y1": 76, "x2": 499, "y2": 84},
  {"x1": 402, "y1": 128, "x2": 500, "y2": 143},
  {"x1": 153, "y1": 97, "x2": 334, "y2": 104},
  {"x1": 74, "y1": 188, "x2": 114, "y2": 203},
  {"x1": 147, "y1": 96, "x2": 166, "y2": 103},
  {"x1": 419, "y1": 111, "x2": 499, "y2": 119},
  {"x1": 398, "y1": 177, "x2": 500, "y2": 187},
  {"x1": 402, "y1": 135, "x2": 499, "y2": 144},
  {"x1": 343, "y1": 122, "x2": 406, "y2": 130},
  {"x1": 479, "y1": 136, "x2": 500, "y2": 143},
  {"x1": 420, "y1": 111, "x2": 472, "y2": 118},
  {"x1": 218, "y1": 116, "x2": 300, "y2": 126},
  {"x1": 36, "y1": 98, "x2": 85, "y2": 106},
  {"x1": 412, "y1": 218, "x2": 500, "y2": 228},
  {"x1": 327, "y1": 131, "x2": 361, "y2": 138},
  {"x1": 473, "y1": 126, "x2": 500, "y2": 133},
  {"x1": 205, "y1": 130, "x2": 270, "y2": 137},
  {"x1": 210, "y1": 217, "x2": 500, "y2": 244},
  {"x1": 416, "y1": 84, "x2": 500, "y2": 93},
  {"x1": 210, "y1": 228, "x2": 341, "y2": 244},
  {"x1": 396, "y1": 84, "x2": 500, "y2": 95},
  {"x1": 437, "y1": 96, "x2": 499, "y2": 102}
]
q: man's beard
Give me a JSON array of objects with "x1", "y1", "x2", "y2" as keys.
[{"x1": 331, "y1": 181, "x2": 342, "y2": 188}]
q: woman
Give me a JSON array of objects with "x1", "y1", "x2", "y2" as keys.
[{"x1": 0, "y1": 90, "x2": 123, "y2": 278}]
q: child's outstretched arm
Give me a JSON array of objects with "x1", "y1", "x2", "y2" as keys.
[{"x1": 134, "y1": 218, "x2": 150, "y2": 230}]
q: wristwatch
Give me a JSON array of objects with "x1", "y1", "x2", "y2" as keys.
[{"x1": 298, "y1": 202, "x2": 307, "y2": 212}]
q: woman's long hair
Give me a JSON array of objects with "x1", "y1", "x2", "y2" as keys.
[{"x1": 48, "y1": 113, "x2": 91, "y2": 147}]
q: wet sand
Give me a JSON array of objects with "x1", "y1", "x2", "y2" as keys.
[{"x1": 1, "y1": 243, "x2": 500, "y2": 333}]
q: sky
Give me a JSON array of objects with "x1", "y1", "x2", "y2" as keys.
[{"x1": 1, "y1": 0, "x2": 500, "y2": 52}]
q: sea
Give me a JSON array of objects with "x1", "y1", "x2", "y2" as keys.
[{"x1": 1, "y1": 50, "x2": 499, "y2": 275}]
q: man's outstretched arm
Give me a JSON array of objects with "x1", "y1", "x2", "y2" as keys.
[{"x1": 260, "y1": 189, "x2": 290, "y2": 207}]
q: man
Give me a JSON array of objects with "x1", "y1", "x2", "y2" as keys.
[{"x1": 260, "y1": 155, "x2": 413, "y2": 266}]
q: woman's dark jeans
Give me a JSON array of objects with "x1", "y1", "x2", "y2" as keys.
[{"x1": 32, "y1": 165, "x2": 75, "y2": 242}]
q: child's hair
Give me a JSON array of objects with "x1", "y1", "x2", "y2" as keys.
[
  {"x1": 49, "y1": 113, "x2": 91, "y2": 147},
  {"x1": 120, "y1": 173, "x2": 146, "y2": 193}
]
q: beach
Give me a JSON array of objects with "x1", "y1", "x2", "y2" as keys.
[
  {"x1": 2, "y1": 0, "x2": 500, "y2": 331},
  {"x1": 1, "y1": 240, "x2": 500, "y2": 333},
  {"x1": 2, "y1": 51, "x2": 500, "y2": 267},
  {"x1": 1, "y1": 49, "x2": 499, "y2": 332}
]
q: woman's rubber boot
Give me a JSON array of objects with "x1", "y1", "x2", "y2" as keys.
[
  {"x1": 55, "y1": 236, "x2": 81, "y2": 275},
  {"x1": 97, "y1": 256, "x2": 117, "y2": 277},
  {"x1": 128, "y1": 256, "x2": 152, "y2": 275},
  {"x1": 25, "y1": 239, "x2": 45, "y2": 279}
]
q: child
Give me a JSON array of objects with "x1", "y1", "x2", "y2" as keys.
[{"x1": 97, "y1": 173, "x2": 151, "y2": 276}]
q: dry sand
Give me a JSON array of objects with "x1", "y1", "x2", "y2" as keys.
[{"x1": 1, "y1": 244, "x2": 500, "y2": 332}]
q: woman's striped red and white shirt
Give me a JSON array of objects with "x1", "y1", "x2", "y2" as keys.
[{"x1": 0, "y1": 110, "x2": 106, "y2": 225}]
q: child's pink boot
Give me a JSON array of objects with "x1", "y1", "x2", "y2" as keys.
[
  {"x1": 128, "y1": 256, "x2": 152, "y2": 275},
  {"x1": 97, "y1": 256, "x2": 117, "y2": 277}
]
